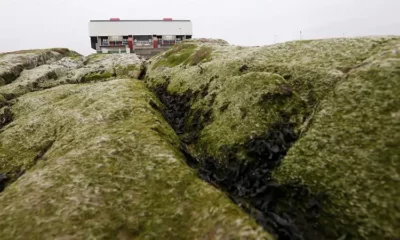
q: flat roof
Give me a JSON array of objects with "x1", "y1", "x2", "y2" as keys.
[
  {"x1": 90, "y1": 20, "x2": 191, "y2": 22},
  {"x1": 89, "y1": 20, "x2": 193, "y2": 36}
]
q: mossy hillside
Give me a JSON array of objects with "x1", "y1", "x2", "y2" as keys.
[
  {"x1": 273, "y1": 39, "x2": 400, "y2": 239},
  {"x1": 146, "y1": 37, "x2": 400, "y2": 163},
  {"x1": 146, "y1": 37, "x2": 400, "y2": 238},
  {"x1": 0, "y1": 79, "x2": 271, "y2": 239}
]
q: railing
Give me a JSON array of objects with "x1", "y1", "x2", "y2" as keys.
[{"x1": 135, "y1": 41, "x2": 152, "y2": 46}]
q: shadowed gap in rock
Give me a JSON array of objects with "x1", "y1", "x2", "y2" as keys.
[{"x1": 149, "y1": 80, "x2": 328, "y2": 240}]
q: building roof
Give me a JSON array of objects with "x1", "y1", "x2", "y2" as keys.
[
  {"x1": 90, "y1": 20, "x2": 191, "y2": 22},
  {"x1": 89, "y1": 20, "x2": 193, "y2": 36}
]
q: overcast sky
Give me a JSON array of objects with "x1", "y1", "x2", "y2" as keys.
[{"x1": 1, "y1": 0, "x2": 399, "y2": 55}]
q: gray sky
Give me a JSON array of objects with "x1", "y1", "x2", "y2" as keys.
[{"x1": 1, "y1": 0, "x2": 399, "y2": 55}]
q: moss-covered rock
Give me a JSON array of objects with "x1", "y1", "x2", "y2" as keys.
[
  {"x1": 273, "y1": 39, "x2": 400, "y2": 239},
  {"x1": 146, "y1": 38, "x2": 397, "y2": 162},
  {"x1": 145, "y1": 37, "x2": 400, "y2": 239},
  {"x1": 1, "y1": 37, "x2": 399, "y2": 239},
  {"x1": 0, "y1": 49, "x2": 71, "y2": 86},
  {"x1": 0, "y1": 79, "x2": 271, "y2": 239},
  {"x1": 152, "y1": 43, "x2": 197, "y2": 69},
  {"x1": 0, "y1": 51, "x2": 143, "y2": 104}
]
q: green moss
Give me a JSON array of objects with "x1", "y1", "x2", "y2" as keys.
[
  {"x1": 152, "y1": 43, "x2": 196, "y2": 69},
  {"x1": 66, "y1": 51, "x2": 82, "y2": 60},
  {"x1": 0, "y1": 48, "x2": 74, "y2": 57},
  {"x1": 0, "y1": 49, "x2": 42, "y2": 56},
  {"x1": 49, "y1": 48, "x2": 71, "y2": 55},
  {"x1": 152, "y1": 44, "x2": 212, "y2": 69},
  {"x1": 83, "y1": 72, "x2": 113, "y2": 82},
  {"x1": 146, "y1": 37, "x2": 400, "y2": 238},
  {"x1": 85, "y1": 53, "x2": 107, "y2": 64},
  {"x1": 273, "y1": 39, "x2": 400, "y2": 239},
  {"x1": 147, "y1": 37, "x2": 400, "y2": 160},
  {"x1": 0, "y1": 94, "x2": 6, "y2": 107},
  {"x1": 194, "y1": 72, "x2": 306, "y2": 161},
  {"x1": 0, "y1": 79, "x2": 271, "y2": 239},
  {"x1": 187, "y1": 46, "x2": 213, "y2": 66},
  {"x1": 115, "y1": 64, "x2": 138, "y2": 78}
]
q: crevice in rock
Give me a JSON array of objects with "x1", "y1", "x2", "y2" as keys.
[
  {"x1": 0, "y1": 169, "x2": 24, "y2": 193},
  {"x1": 33, "y1": 140, "x2": 55, "y2": 163},
  {"x1": 0, "y1": 173, "x2": 9, "y2": 192},
  {"x1": 2, "y1": 67, "x2": 23, "y2": 85},
  {"x1": 138, "y1": 62, "x2": 148, "y2": 80},
  {"x1": 0, "y1": 139, "x2": 55, "y2": 193},
  {"x1": 148, "y1": 80, "x2": 327, "y2": 240},
  {"x1": 181, "y1": 123, "x2": 326, "y2": 240},
  {"x1": 0, "y1": 107, "x2": 13, "y2": 130}
]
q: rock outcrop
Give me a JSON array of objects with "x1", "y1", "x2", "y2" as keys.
[
  {"x1": 0, "y1": 36, "x2": 399, "y2": 239},
  {"x1": 0, "y1": 50, "x2": 270, "y2": 239},
  {"x1": 146, "y1": 37, "x2": 400, "y2": 239}
]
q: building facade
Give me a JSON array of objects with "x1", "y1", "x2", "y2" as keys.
[{"x1": 89, "y1": 18, "x2": 193, "y2": 58}]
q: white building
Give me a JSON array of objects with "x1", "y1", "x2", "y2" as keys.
[{"x1": 88, "y1": 18, "x2": 193, "y2": 57}]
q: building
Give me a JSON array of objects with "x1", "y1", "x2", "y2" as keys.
[{"x1": 88, "y1": 18, "x2": 193, "y2": 58}]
